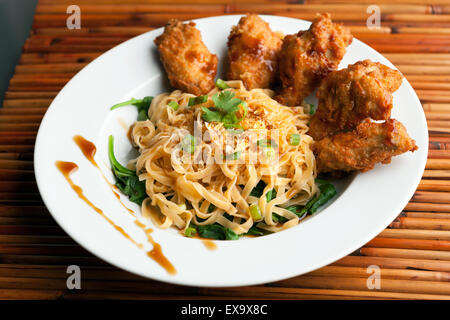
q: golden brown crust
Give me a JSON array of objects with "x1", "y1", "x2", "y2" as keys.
[
  {"x1": 226, "y1": 14, "x2": 283, "y2": 90},
  {"x1": 314, "y1": 119, "x2": 418, "y2": 173},
  {"x1": 275, "y1": 13, "x2": 353, "y2": 106},
  {"x1": 309, "y1": 59, "x2": 403, "y2": 141},
  {"x1": 154, "y1": 19, "x2": 218, "y2": 95}
]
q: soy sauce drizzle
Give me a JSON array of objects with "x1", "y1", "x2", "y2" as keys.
[
  {"x1": 55, "y1": 161, "x2": 139, "y2": 246},
  {"x1": 202, "y1": 239, "x2": 217, "y2": 250},
  {"x1": 73, "y1": 135, "x2": 134, "y2": 215},
  {"x1": 135, "y1": 220, "x2": 176, "y2": 275},
  {"x1": 55, "y1": 160, "x2": 176, "y2": 275}
]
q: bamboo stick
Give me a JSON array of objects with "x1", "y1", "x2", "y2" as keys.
[
  {"x1": 2, "y1": 99, "x2": 51, "y2": 108},
  {"x1": 429, "y1": 127, "x2": 450, "y2": 134},
  {"x1": 0, "y1": 160, "x2": 34, "y2": 171},
  {"x1": 405, "y1": 211, "x2": 450, "y2": 219},
  {"x1": 379, "y1": 228, "x2": 450, "y2": 240},
  {"x1": 0, "y1": 153, "x2": 33, "y2": 161},
  {"x1": 34, "y1": 27, "x2": 152, "y2": 36},
  {"x1": 0, "y1": 116, "x2": 43, "y2": 124},
  {"x1": 418, "y1": 180, "x2": 450, "y2": 192},
  {"x1": 201, "y1": 286, "x2": 450, "y2": 300},
  {"x1": 4, "y1": 91, "x2": 58, "y2": 99},
  {"x1": 390, "y1": 216, "x2": 450, "y2": 230},
  {"x1": 0, "y1": 254, "x2": 105, "y2": 266},
  {"x1": 332, "y1": 255, "x2": 450, "y2": 272},
  {"x1": 365, "y1": 237, "x2": 450, "y2": 251},
  {"x1": 0, "y1": 235, "x2": 73, "y2": 245},
  {"x1": 0, "y1": 245, "x2": 89, "y2": 256},
  {"x1": 426, "y1": 159, "x2": 450, "y2": 170},
  {"x1": 15, "y1": 63, "x2": 87, "y2": 74},
  {"x1": 0, "y1": 108, "x2": 48, "y2": 116},
  {"x1": 405, "y1": 202, "x2": 450, "y2": 212},
  {"x1": 396, "y1": 27, "x2": 450, "y2": 34},
  {"x1": 0, "y1": 206, "x2": 49, "y2": 217},
  {"x1": 308, "y1": 265, "x2": 450, "y2": 281},
  {"x1": 0, "y1": 170, "x2": 35, "y2": 182},
  {"x1": 19, "y1": 52, "x2": 101, "y2": 65},
  {"x1": 0, "y1": 182, "x2": 38, "y2": 193},
  {"x1": 0, "y1": 225, "x2": 66, "y2": 236},
  {"x1": 427, "y1": 150, "x2": 450, "y2": 158},
  {"x1": 425, "y1": 112, "x2": 450, "y2": 121},
  {"x1": 35, "y1": 3, "x2": 226, "y2": 14},
  {"x1": 274, "y1": 275, "x2": 450, "y2": 295},
  {"x1": 384, "y1": 53, "x2": 450, "y2": 60},
  {"x1": 361, "y1": 247, "x2": 450, "y2": 261},
  {"x1": 398, "y1": 65, "x2": 450, "y2": 74}
]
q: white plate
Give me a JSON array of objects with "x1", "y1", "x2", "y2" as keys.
[{"x1": 34, "y1": 15, "x2": 428, "y2": 287}]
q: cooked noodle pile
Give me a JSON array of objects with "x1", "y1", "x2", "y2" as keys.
[{"x1": 130, "y1": 81, "x2": 317, "y2": 235}]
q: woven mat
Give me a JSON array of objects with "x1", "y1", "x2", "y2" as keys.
[{"x1": 1, "y1": 0, "x2": 450, "y2": 300}]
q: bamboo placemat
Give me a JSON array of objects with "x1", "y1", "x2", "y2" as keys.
[{"x1": 1, "y1": 0, "x2": 450, "y2": 300}]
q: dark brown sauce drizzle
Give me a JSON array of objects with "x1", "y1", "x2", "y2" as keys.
[
  {"x1": 56, "y1": 160, "x2": 175, "y2": 275},
  {"x1": 135, "y1": 220, "x2": 176, "y2": 275},
  {"x1": 55, "y1": 161, "x2": 138, "y2": 246},
  {"x1": 202, "y1": 239, "x2": 217, "y2": 250},
  {"x1": 73, "y1": 135, "x2": 134, "y2": 215},
  {"x1": 59, "y1": 135, "x2": 178, "y2": 275}
]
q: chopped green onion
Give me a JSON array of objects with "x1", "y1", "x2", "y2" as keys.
[
  {"x1": 240, "y1": 101, "x2": 248, "y2": 119},
  {"x1": 188, "y1": 95, "x2": 208, "y2": 106},
  {"x1": 309, "y1": 104, "x2": 316, "y2": 115},
  {"x1": 264, "y1": 147, "x2": 275, "y2": 160},
  {"x1": 257, "y1": 139, "x2": 278, "y2": 148},
  {"x1": 181, "y1": 134, "x2": 196, "y2": 154},
  {"x1": 289, "y1": 133, "x2": 301, "y2": 146},
  {"x1": 224, "y1": 150, "x2": 242, "y2": 160},
  {"x1": 249, "y1": 204, "x2": 262, "y2": 221},
  {"x1": 168, "y1": 101, "x2": 179, "y2": 111},
  {"x1": 185, "y1": 226, "x2": 197, "y2": 237},
  {"x1": 178, "y1": 203, "x2": 186, "y2": 211},
  {"x1": 215, "y1": 78, "x2": 229, "y2": 90}
]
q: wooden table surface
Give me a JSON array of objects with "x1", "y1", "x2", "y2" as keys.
[{"x1": 1, "y1": 0, "x2": 450, "y2": 300}]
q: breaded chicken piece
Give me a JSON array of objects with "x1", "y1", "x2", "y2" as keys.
[
  {"x1": 275, "y1": 13, "x2": 353, "y2": 106},
  {"x1": 309, "y1": 60, "x2": 403, "y2": 140},
  {"x1": 227, "y1": 14, "x2": 283, "y2": 90},
  {"x1": 154, "y1": 19, "x2": 218, "y2": 95},
  {"x1": 314, "y1": 119, "x2": 417, "y2": 173}
]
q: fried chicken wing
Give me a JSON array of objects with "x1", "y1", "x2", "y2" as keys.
[
  {"x1": 309, "y1": 60, "x2": 403, "y2": 140},
  {"x1": 227, "y1": 14, "x2": 283, "y2": 90},
  {"x1": 314, "y1": 119, "x2": 417, "y2": 173},
  {"x1": 154, "y1": 19, "x2": 218, "y2": 95},
  {"x1": 275, "y1": 13, "x2": 353, "y2": 106}
]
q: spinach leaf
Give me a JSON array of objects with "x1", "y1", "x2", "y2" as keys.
[
  {"x1": 108, "y1": 135, "x2": 147, "y2": 205},
  {"x1": 110, "y1": 96, "x2": 153, "y2": 121},
  {"x1": 196, "y1": 223, "x2": 240, "y2": 240}
]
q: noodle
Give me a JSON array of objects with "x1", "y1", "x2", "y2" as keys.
[{"x1": 131, "y1": 81, "x2": 317, "y2": 235}]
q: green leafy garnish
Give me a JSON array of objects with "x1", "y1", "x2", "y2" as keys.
[
  {"x1": 197, "y1": 223, "x2": 239, "y2": 240},
  {"x1": 298, "y1": 180, "x2": 337, "y2": 216},
  {"x1": 201, "y1": 91, "x2": 247, "y2": 128},
  {"x1": 110, "y1": 96, "x2": 153, "y2": 121},
  {"x1": 309, "y1": 103, "x2": 316, "y2": 115},
  {"x1": 108, "y1": 135, "x2": 146, "y2": 205}
]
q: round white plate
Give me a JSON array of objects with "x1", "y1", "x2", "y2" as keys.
[{"x1": 34, "y1": 15, "x2": 428, "y2": 287}]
